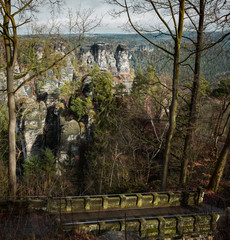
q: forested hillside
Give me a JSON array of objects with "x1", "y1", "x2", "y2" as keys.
[
  {"x1": 0, "y1": 0, "x2": 230, "y2": 202},
  {"x1": 83, "y1": 33, "x2": 230, "y2": 83},
  {"x1": 0, "y1": 33, "x2": 229, "y2": 197}
]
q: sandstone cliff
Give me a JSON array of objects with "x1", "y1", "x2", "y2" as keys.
[
  {"x1": 80, "y1": 43, "x2": 130, "y2": 74},
  {"x1": 1, "y1": 42, "x2": 134, "y2": 164}
]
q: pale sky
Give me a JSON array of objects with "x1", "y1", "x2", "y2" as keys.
[
  {"x1": 65, "y1": 0, "x2": 130, "y2": 33},
  {"x1": 35, "y1": 0, "x2": 128, "y2": 34},
  {"x1": 18, "y1": 0, "x2": 167, "y2": 35}
]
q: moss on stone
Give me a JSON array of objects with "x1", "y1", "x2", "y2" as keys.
[
  {"x1": 123, "y1": 220, "x2": 140, "y2": 233},
  {"x1": 124, "y1": 196, "x2": 137, "y2": 208},
  {"x1": 70, "y1": 198, "x2": 85, "y2": 211},
  {"x1": 47, "y1": 199, "x2": 66, "y2": 213},
  {"x1": 99, "y1": 222, "x2": 120, "y2": 232},
  {"x1": 142, "y1": 194, "x2": 154, "y2": 207},
  {"x1": 85, "y1": 197, "x2": 103, "y2": 210},
  {"x1": 106, "y1": 196, "x2": 120, "y2": 209}
]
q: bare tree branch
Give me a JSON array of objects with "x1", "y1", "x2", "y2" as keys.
[
  {"x1": 124, "y1": 0, "x2": 174, "y2": 56},
  {"x1": 13, "y1": 40, "x2": 84, "y2": 93}
]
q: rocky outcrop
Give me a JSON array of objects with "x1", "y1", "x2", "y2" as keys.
[
  {"x1": 91, "y1": 43, "x2": 117, "y2": 72},
  {"x1": 113, "y1": 71, "x2": 134, "y2": 93},
  {"x1": 80, "y1": 43, "x2": 130, "y2": 74},
  {"x1": 114, "y1": 44, "x2": 130, "y2": 73},
  {"x1": 0, "y1": 71, "x2": 6, "y2": 101},
  {"x1": 59, "y1": 118, "x2": 83, "y2": 162},
  {"x1": 38, "y1": 83, "x2": 59, "y2": 105},
  {"x1": 14, "y1": 42, "x2": 133, "y2": 163},
  {"x1": 80, "y1": 43, "x2": 133, "y2": 93},
  {"x1": 17, "y1": 98, "x2": 47, "y2": 158},
  {"x1": 17, "y1": 97, "x2": 84, "y2": 163},
  {"x1": 16, "y1": 55, "x2": 81, "y2": 162}
]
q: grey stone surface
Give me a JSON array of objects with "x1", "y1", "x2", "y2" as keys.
[
  {"x1": 80, "y1": 43, "x2": 130, "y2": 74},
  {"x1": 59, "y1": 118, "x2": 82, "y2": 162},
  {"x1": 0, "y1": 71, "x2": 6, "y2": 101},
  {"x1": 14, "y1": 42, "x2": 133, "y2": 163},
  {"x1": 115, "y1": 44, "x2": 130, "y2": 73},
  {"x1": 18, "y1": 98, "x2": 47, "y2": 158}
]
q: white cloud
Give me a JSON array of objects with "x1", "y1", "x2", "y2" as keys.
[
  {"x1": 63, "y1": 0, "x2": 127, "y2": 33},
  {"x1": 17, "y1": 0, "x2": 131, "y2": 34}
]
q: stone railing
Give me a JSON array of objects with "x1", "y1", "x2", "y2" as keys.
[
  {"x1": 63, "y1": 212, "x2": 219, "y2": 239},
  {"x1": 0, "y1": 189, "x2": 204, "y2": 213}
]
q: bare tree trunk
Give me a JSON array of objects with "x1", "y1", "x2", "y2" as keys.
[
  {"x1": 161, "y1": 0, "x2": 185, "y2": 191},
  {"x1": 99, "y1": 156, "x2": 105, "y2": 194},
  {"x1": 161, "y1": 49, "x2": 179, "y2": 191},
  {"x1": 3, "y1": 0, "x2": 17, "y2": 196},
  {"x1": 7, "y1": 69, "x2": 17, "y2": 196},
  {"x1": 213, "y1": 102, "x2": 230, "y2": 157},
  {"x1": 110, "y1": 143, "x2": 119, "y2": 188},
  {"x1": 180, "y1": 0, "x2": 205, "y2": 187},
  {"x1": 213, "y1": 101, "x2": 225, "y2": 139},
  {"x1": 1, "y1": 0, "x2": 95, "y2": 196},
  {"x1": 208, "y1": 123, "x2": 230, "y2": 192}
]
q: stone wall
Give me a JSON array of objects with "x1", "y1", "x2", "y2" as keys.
[
  {"x1": 48, "y1": 190, "x2": 204, "y2": 213},
  {"x1": 0, "y1": 189, "x2": 204, "y2": 213},
  {"x1": 73, "y1": 213, "x2": 219, "y2": 240},
  {"x1": 0, "y1": 190, "x2": 226, "y2": 240}
]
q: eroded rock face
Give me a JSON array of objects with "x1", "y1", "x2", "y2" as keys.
[
  {"x1": 18, "y1": 98, "x2": 47, "y2": 158},
  {"x1": 115, "y1": 44, "x2": 130, "y2": 73},
  {"x1": 18, "y1": 98, "x2": 85, "y2": 163},
  {"x1": 0, "y1": 71, "x2": 6, "y2": 101},
  {"x1": 15, "y1": 42, "x2": 133, "y2": 163},
  {"x1": 16, "y1": 54, "x2": 83, "y2": 162},
  {"x1": 80, "y1": 46, "x2": 95, "y2": 66},
  {"x1": 113, "y1": 73, "x2": 134, "y2": 93},
  {"x1": 80, "y1": 43, "x2": 133, "y2": 93},
  {"x1": 38, "y1": 84, "x2": 59, "y2": 105},
  {"x1": 61, "y1": 66, "x2": 74, "y2": 82},
  {"x1": 59, "y1": 118, "x2": 83, "y2": 162},
  {"x1": 91, "y1": 43, "x2": 117, "y2": 72},
  {"x1": 80, "y1": 43, "x2": 130, "y2": 73}
]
